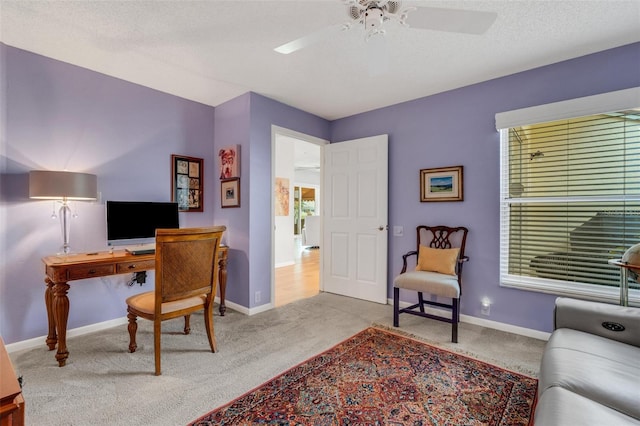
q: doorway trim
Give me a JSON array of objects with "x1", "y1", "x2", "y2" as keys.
[{"x1": 271, "y1": 125, "x2": 328, "y2": 308}]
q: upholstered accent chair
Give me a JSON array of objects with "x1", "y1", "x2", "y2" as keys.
[
  {"x1": 303, "y1": 215, "x2": 321, "y2": 248},
  {"x1": 126, "y1": 226, "x2": 226, "y2": 375},
  {"x1": 393, "y1": 225, "x2": 469, "y2": 343}
]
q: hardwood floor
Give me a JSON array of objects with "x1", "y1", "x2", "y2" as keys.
[{"x1": 275, "y1": 240, "x2": 320, "y2": 307}]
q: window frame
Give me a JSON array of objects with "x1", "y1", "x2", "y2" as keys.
[{"x1": 497, "y1": 87, "x2": 640, "y2": 305}]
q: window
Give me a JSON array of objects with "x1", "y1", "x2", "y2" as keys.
[{"x1": 497, "y1": 88, "x2": 640, "y2": 303}]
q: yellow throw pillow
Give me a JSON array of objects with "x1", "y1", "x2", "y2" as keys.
[{"x1": 415, "y1": 245, "x2": 460, "y2": 276}]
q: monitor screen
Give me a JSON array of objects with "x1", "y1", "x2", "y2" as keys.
[{"x1": 106, "y1": 201, "x2": 179, "y2": 246}]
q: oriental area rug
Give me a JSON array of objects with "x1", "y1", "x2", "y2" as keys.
[{"x1": 190, "y1": 327, "x2": 537, "y2": 425}]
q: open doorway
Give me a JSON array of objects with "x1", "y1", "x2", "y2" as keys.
[{"x1": 272, "y1": 127, "x2": 326, "y2": 307}]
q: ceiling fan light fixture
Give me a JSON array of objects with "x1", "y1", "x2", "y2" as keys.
[
  {"x1": 275, "y1": 0, "x2": 497, "y2": 60},
  {"x1": 364, "y1": 7, "x2": 386, "y2": 38},
  {"x1": 365, "y1": 7, "x2": 384, "y2": 29}
]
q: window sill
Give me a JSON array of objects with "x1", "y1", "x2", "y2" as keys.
[{"x1": 501, "y1": 274, "x2": 640, "y2": 306}]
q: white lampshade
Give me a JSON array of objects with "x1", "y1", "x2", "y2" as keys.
[{"x1": 29, "y1": 170, "x2": 97, "y2": 200}]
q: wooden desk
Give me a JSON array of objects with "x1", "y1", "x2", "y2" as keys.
[{"x1": 42, "y1": 246, "x2": 228, "y2": 367}]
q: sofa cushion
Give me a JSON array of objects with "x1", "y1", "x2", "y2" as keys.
[
  {"x1": 554, "y1": 297, "x2": 640, "y2": 347},
  {"x1": 534, "y1": 386, "x2": 640, "y2": 426},
  {"x1": 393, "y1": 270, "x2": 460, "y2": 298},
  {"x1": 539, "y1": 328, "x2": 640, "y2": 420}
]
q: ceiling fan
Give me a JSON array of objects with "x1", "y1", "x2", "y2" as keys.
[{"x1": 274, "y1": 0, "x2": 497, "y2": 75}]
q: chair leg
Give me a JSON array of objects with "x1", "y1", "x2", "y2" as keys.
[
  {"x1": 204, "y1": 301, "x2": 217, "y2": 353},
  {"x1": 418, "y1": 292, "x2": 425, "y2": 313},
  {"x1": 154, "y1": 320, "x2": 162, "y2": 376},
  {"x1": 127, "y1": 311, "x2": 138, "y2": 353},
  {"x1": 393, "y1": 287, "x2": 400, "y2": 327},
  {"x1": 184, "y1": 315, "x2": 191, "y2": 335},
  {"x1": 452, "y1": 298, "x2": 459, "y2": 343}
]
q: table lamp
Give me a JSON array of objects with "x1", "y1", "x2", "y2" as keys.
[{"x1": 29, "y1": 170, "x2": 98, "y2": 254}]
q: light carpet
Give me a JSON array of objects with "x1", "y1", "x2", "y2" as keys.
[{"x1": 9, "y1": 293, "x2": 545, "y2": 425}]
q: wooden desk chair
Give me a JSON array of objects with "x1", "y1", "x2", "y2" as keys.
[
  {"x1": 393, "y1": 225, "x2": 469, "y2": 343},
  {"x1": 126, "y1": 226, "x2": 226, "y2": 375}
]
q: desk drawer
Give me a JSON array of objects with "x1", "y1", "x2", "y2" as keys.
[
  {"x1": 68, "y1": 264, "x2": 115, "y2": 280},
  {"x1": 117, "y1": 260, "x2": 155, "y2": 274}
]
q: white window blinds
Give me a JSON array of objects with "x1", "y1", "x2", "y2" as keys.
[{"x1": 498, "y1": 89, "x2": 640, "y2": 302}]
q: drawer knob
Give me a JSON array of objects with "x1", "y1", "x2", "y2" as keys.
[
  {"x1": 128, "y1": 264, "x2": 136, "y2": 269},
  {"x1": 88, "y1": 269, "x2": 96, "y2": 274}
]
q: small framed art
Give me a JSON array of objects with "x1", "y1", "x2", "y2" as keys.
[
  {"x1": 221, "y1": 178, "x2": 240, "y2": 208},
  {"x1": 420, "y1": 165, "x2": 464, "y2": 202},
  {"x1": 218, "y1": 145, "x2": 240, "y2": 179},
  {"x1": 172, "y1": 154, "x2": 204, "y2": 212},
  {"x1": 274, "y1": 177, "x2": 290, "y2": 216}
]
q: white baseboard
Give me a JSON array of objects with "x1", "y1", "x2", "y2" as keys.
[
  {"x1": 275, "y1": 261, "x2": 295, "y2": 268},
  {"x1": 6, "y1": 317, "x2": 129, "y2": 354},
  {"x1": 247, "y1": 302, "x2": 275, "y2": 316},
  {"x1": 389, "y1": 298, "x2": 550, "y2": 341},
  {"x1": 5, "y1": 299, "x2": 270, "y2": 354},
  {"x1": 215, "y1": 297, "x2": 273, "y2": 316},
  {"x1": 7, "y1": 297, "x2": 549, "y2": 353},
  {"x1": 461, "y1": 314, "x2": 550, "y2": 341}
]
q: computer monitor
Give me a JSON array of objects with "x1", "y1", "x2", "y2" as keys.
[{"x1": 106, "y1": 201, "x2": 179, "y2": 247}]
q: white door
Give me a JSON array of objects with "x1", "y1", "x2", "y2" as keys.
[{"x1": 322, "y1": 134, "x2": 388, "y2": 304}]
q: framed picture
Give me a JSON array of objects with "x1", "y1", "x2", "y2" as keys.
[
  {"x1": 172, "y1": 154, "x2": 204, "y2": 212},
  {"x1": 221, "y1": 178, "x2": 240, "y2": 208},
  {"x1": 218, "y1": 145, "x2": 240, "y2": 179},
  {"x1": 274, "y1": 177, "x2": 290, "y2": 216},
  {"x1": 420, "y1": 165, "x2": 464, "y2": 202}
]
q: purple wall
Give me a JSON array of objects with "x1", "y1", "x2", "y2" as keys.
[
  {"x1": 2, "y1": 40, "x2": 638, "y2": 344},
  {"x1": 331, "y1": 42, "x2": 640, "y2": 332},
  {"x1": 248, "y1": 93, "x2": 331, "y2": 308},
  {"x1": 0, "y1": 44, "x2": 216, "y2": 343},
  {"x1": 212, "y1": 93, "x2": 252, "y2": 307},
  {"x1": 212, "y1": 93, "x2": 330, "y2": 310}
]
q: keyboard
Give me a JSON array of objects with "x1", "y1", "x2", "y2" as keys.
[{"x1": 125, "y1": 244, "x2": 156, "y2": 255}]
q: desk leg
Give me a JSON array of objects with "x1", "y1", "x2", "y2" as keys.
[
  {"x1": 52, "y1": 282, "x2": 70, "y2": 367},
  {"x1": 44, "y1": 278, "x2": 57, "y2": 350},
  {"x1": 219, "y1": 256, "x2": 227, "y2": 316}
]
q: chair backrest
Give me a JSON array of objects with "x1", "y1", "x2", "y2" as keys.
[
  {"x1": 154, "y1": 226, "x2": 226, "y2": 307},
  {"x1": 417, "y1": 225, "x2": 469, "y2": 258},
  {"x1": 304, "y1": 215, "x2": 321, "y2": 246}
]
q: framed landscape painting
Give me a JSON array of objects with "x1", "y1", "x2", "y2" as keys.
[{"x1": 420, "y1": 165, "x2": 463, "y2": 202}]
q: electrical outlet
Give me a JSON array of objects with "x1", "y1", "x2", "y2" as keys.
[
  {"x1": 481, "y1": 298, "x2": 491, "y2": 316},
  {"x1": 255, "y1": 291, "x2": 261, "y2": 303}
]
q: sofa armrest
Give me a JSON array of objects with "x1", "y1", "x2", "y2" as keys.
[{"x1": 554, "y1": 297, "x2": 640, "y2": 347}]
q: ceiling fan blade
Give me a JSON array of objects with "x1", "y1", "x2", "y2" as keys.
[
  {"x1": 405, "y1": 7, "x2": 498, "y2": 35},
  {"x1": 274, "y1": 24, "x2": 344, "y2": 54},
  {"x1": 366, "y1": 33, "x2": 389, "y2": 77}
]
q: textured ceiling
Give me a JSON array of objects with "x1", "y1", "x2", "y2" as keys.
[{"x1": 1, "y1": 0, "x2": 639, "y2": 120}]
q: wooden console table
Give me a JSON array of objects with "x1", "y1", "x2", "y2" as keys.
[
  {"x1": 0, "y1": 337, "x2": 24, "y2": 426},
  {"x1": 42, "y1": 246, "x2": 228, "y2": 367}
]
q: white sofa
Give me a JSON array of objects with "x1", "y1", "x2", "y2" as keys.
[{"x1": 534, "y1": 297, "x2": 640, "y2": 425}]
